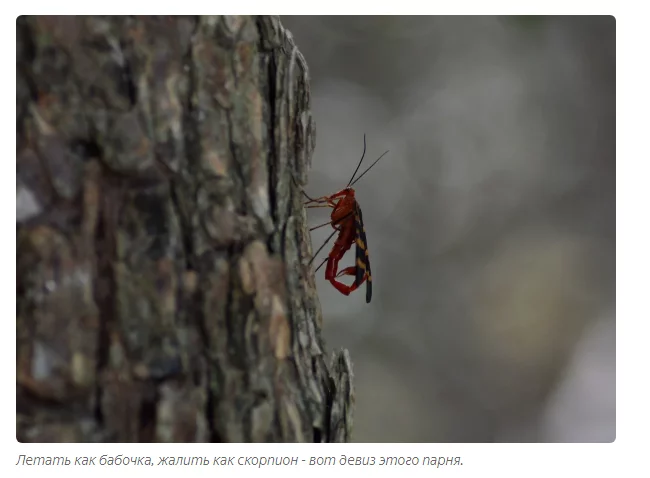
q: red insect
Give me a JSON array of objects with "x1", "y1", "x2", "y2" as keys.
[{"x1": 300, "y1": 135, "x2": 389, "y2": 303}]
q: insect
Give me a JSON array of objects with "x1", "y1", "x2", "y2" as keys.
[{"x1": 299, "y1": 135, "x2": 389, "y2": 303}]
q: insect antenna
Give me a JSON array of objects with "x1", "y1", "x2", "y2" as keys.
[
  {"x1": 349, "y1": 149, "x2": 390, "y2": 187},
  {"x1": 346, "y1": 134, "x2": 367, "y2": 188}
]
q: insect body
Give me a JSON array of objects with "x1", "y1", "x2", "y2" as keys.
[
  {"x1": 324, "y1": 201, "x2": 372, "y2": 302},
  {"x1": 300, "y1": 136, "x2": 388, "y2": 303}
]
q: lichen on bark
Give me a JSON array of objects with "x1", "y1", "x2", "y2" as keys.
[{"x1": 16, "y1": 15, "x2": 353, "y2": 443}]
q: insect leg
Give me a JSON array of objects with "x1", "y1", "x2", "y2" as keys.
[
  {"x1": 334, "y1": 266, "x2": 371, "y2": 303},
  {"x1": 311, "y1": 221, "x2": 337, "y2": 232},
  {"x1": 324, "y1": 248, "x2": 364, "y2": 296},
  {"x1": 313, "y1": 256, "x2": 328, "y2": 273},
  {"x1": 307, "y1": 211, "x2": 353, "y2": 265},
  {"x1": 327, "y1": 274, "x2": 363, "y2": 296},
  {"x1": 309, "y1": 227, "x2": 340, "y2": 266},
  {"x1": 333, "y1": 266, "x2": 367, "y2": 290},
  {"x1": 290, "y1": 170, "x2": 321, "y2": 203},
  {"x1": 336, "y1": 266, "x2": 360, "y2": 278}
]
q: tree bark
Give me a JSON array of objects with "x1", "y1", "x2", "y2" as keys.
[{"x1": 16, "y1": 15, "x2": 354, "y2": 443}]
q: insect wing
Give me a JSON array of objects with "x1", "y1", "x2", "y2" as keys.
[{"x1": 354, "y1": 203, "x2": 372, "y2": 303}]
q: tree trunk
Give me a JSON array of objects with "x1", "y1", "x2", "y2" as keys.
[{"x1": 16, "y1": 15, "x2": 354, "y2": 443}]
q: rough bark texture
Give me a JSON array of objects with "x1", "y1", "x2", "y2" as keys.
[{"x1": 16, "y1": 15, "x2": 354, "y2": 443}]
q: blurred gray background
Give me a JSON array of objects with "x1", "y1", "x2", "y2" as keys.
[{"x1": 281, "y1": 16, "x2": 615, "y2": 443}]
